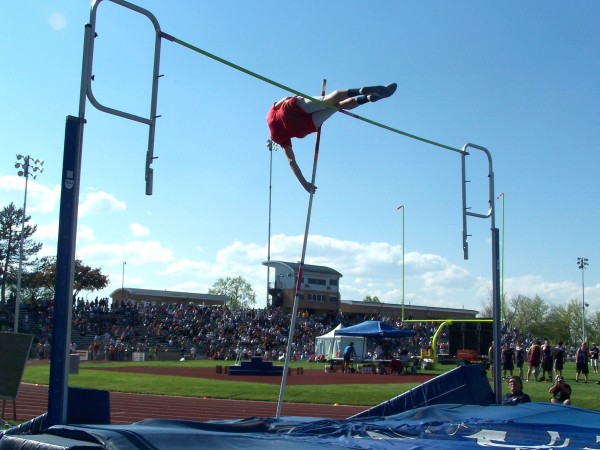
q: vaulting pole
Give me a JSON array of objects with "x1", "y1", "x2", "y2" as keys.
[{"x1": 276, "y1": 79, "x2": 326, "y2": 418}]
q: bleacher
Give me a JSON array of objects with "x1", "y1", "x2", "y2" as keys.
[{"x1": 13, "y1": 299, "x2": 464, "y2": 366}]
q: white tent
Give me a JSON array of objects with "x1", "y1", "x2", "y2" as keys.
[{"x1": 314, "y1": 324, "x2": 366, "y2": 359}]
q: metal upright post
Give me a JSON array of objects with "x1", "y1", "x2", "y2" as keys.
[
  {"x1": 48, "y1": 0, "x2": 166, "y2": 425},
  {"x1": 461, "y1": 143, "x2": 501, "y2": 404},
  {"x1": 47, "y1": 11, "x2": 93, "y2": 423},
  {"x1": 497, "y1": 193, "x2": 505, "y2": 322},
  {"x1": 48, "y1": 116, "x2": 84, "y2": 426}
]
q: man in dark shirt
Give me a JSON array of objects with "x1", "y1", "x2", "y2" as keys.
[{"x1": 502, "y1": 375, "x2": 532, "y2": 405}]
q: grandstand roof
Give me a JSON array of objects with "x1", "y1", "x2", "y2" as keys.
[
  {"x1": 262, "y1": 261, "x2": 343, "y2": 277},
  {"x1": 341, "y1": 299, "x2": 478, "y2": 315},
  {"x1": 110, "y1": 288, "x2": 228, "y2": 305}
]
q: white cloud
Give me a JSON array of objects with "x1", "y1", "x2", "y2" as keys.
[
  {"x1": 35, "y1": 219, "x2": 59, "y2": 241},
  {"x1": 78, "y1": 191, "x2": 126, "y2": 218},
  {"x1": 505, "y1": 275, "x2": 580, "y2": 304},
  {"x1": 151, "y1": 234, "x2": 485, "y2": 309},
  {"x1": 0, "y1": 175, "x2": 60, "y2": 214},
  {"x1": 161, "y1": 259, "x2": 215, "y2": 277},
  {"x1": 48, "y1": 12, "x2": 66, "y2": 31},
  {"x1": 77, "y1": 240, "x2": 175, "y2": 266},
  {"x1": 72, "y1": 233, "x2": 596, "y2": 314},
  {"x1": 78, "y1": 225, "x2": 96, "y2": 241},
  {"x1": 129, "y1": 223, "x2": 150, "y2": 237}
]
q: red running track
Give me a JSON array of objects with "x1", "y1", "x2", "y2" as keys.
[{"x1": 7, "y1": 384, "x2": 365, "y2": 424}]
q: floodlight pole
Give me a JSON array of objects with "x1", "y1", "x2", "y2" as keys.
[
  {"x1": 577, "y1": 257, "x2": 588, "y2": 344},
  {"x1": 13, "y1": 155, "x2": 44, "y2": 332},
  {"x1": 122, "y1": 261, "x2": 126, "y2": 298},
  {"x1": 461, "y1": 143, "x2": 501, "y2": 404},
  {"x1": 266, "y1": 139, "x2": 278, "y2": 307},
  {"x1": 396, "y1": 205, "x2": 405, "y2": 322}
]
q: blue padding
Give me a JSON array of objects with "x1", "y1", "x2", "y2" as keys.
[
  {"x1": 67, "y1": 387, "x2": 110, "y2": 425},
  {"x1": 351, "y1": 363, "x2": 494, "y2": 418},
  {"x1": 2, "y1": 404, "x2": 600, "y2": 449}
]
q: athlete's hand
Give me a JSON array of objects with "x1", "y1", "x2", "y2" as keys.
[{"x1": 303, "y1": 182, "x2": 317, "y2": 194}]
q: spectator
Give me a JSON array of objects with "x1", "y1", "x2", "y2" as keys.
[
  {"x1": 540, "y1": 338, "x2": 553, "y2": 382},
  {"x1": 501, "y1": 342, "x2": 515, "y2": 379},
  {"x1": 502, "y1": 376, "x2": 531, "y2": 405},
  {"x1": 515, "y1": 342, "x2": 525, "y2": 379},
  {"x1": 36, "y1": 341, "x2": 44, "y2": 360},
  {"x1": 575, "y1": 342, "x2": 590, "y2": 383},
  {"x1": 343, "y1": 342, "x2": 356, "y2": 373},
  {"x1": 553, "y1": 341, "x2": 565, "y2": 378},
  {"x1": 488, "y1": 342, "x2": 494, "y2": 380},
  {"x1": 526, "y1": 340, "x2": 541, "y2": 382},
  {"x1": 549, "y1": 375, "x2": 571, "y2": 405},
  {"x1": 590, "y1": 343, "x2": 599, "y2": 374},
  {"x1": 374, "y1": 343, "x2": 383, "y2": 360}
]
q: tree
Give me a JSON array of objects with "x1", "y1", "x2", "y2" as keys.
[
  {"x1": 479, "y1": 291, "x2": 494, "y2": 318},
  {"x1": 0, "y1": 202, "x2": 42, "y2": 304},
  {"x1": 587, "y1": 310, "x2": 600, "y2": 345},
  {"x1": 547, "y1": 303, "x2": 572, "y2": 345},
  {"x1": 508, "y1": 294, "x2": 549, "y2": 338},
  {"x1": 208, "y1": 276, "x2": 256, "y2": 308},
  {"x1": 29, "y1": 256, "x2": 109, "y2": 298},
  {"x1": 471, "y1": 290, "x2": 595, "y2": 346},
  {"x1": 363, "y1": 295, "x2": 381, "y2": 303}
]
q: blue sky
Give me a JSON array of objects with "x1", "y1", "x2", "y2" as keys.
[{"x1": 1, "y1": 1, "x2": 598, "y2": 314}]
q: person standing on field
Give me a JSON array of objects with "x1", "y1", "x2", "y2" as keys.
[
  {"x1": 526, "y1": 340, "x2": 541, "y2": 382},
  {"x1": 575, "y1": 342, "x2": 590, "y2": 383}
]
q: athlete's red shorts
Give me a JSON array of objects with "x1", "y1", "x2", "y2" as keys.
[{"x1": 266, "y1": 97, "x2": 317, "y2": 147}]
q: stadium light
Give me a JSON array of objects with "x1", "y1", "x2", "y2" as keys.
[
  {"x1": 266, "y1": 139, "x2": 278, "y2": 307},
  {"x1": 396, "y1": 205, "x2": 405, "y2": 321},
  {"x1": 122, "y1": 261, "x2": 127, "y2": 301},
  {"x1": 577, "y1": 257, "x2": 589, "y2": 344},
  {"x1": 13, "y1": 154, "x2": 44, "y2": 332}
]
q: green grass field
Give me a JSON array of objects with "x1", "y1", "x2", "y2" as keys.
[{"x1": 22, "y1": 360, "x2": 600, "y2": 411}]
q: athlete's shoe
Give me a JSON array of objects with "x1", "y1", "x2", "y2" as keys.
[
  {"x1": 366, "y1": 83, "x2": 397, "y2": 102},
  {"x1": 361, "y1": 83, "x2": 397, "y2": 98}
]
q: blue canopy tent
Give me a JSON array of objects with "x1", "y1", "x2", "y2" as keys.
[
  {"x1": 334, "y1": 320, "x2": 415, "y2": 338},
  {"x1": 334, "y1": 321, "x2": 415, "y2": 360}
]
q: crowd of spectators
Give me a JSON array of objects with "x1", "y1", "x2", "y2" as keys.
[
  {"x1": 20, "y1": 297, "x2": 450, "y2": 362},
  {"x1": 23, "y1": 297, "x2": 588, "y2": 368}
]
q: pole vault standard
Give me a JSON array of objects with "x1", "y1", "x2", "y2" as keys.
[
  {"x1": 275, "y1": 80, "x2": 327, "y2": 419},
  {"x1": 461, "y1": 143, "x2": 501, "y2": 404},
  {"x1": 48, "y1": 0, "x2": 163, "y2": 426}
]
